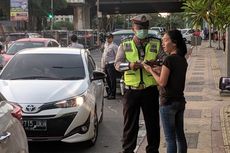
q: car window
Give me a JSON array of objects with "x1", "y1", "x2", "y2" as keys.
[
  {"x1": 47, "y1": 42, "x2": 53, "y2": 47},
  {"x1": 7, "y1": 42, "x2": 45, "y2": 55},
  {"x1": 113, "y1": 31, "x2": 159, "y2": 46},
  {"x1": 113, "y1": 33, "x2": 133, "y2": 45},
  {"x1": 87, "y1": 54, "x2": 96, "y2": 76},
  {"x1": 0, "y1": 54, "x2": 85, "y2": 80},
  {"x1": 51, "y1": 41, "x2": 60, "y2": 47}
]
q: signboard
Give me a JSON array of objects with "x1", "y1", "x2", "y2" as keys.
[
  {"x1": 66, "y1": 0, "x2": 85, "y2": 3},
  {"x1": 10, "y1": 0, "x2": 28, "y2": 21}
]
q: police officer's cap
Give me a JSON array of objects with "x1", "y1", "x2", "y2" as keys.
[{"x1": 130, "y1": 14, "x2": 152, "y2": 27}]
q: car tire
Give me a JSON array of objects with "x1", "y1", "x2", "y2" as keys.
[{"x1": 85, "y1": 108, "x2": 98, "y2": 147}]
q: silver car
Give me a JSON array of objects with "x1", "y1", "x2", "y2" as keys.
[
  {"x1": 0, "y1": 47, "x2": 106, "y2": 146},
  {"x1": 0, "y1": 95, "x2": 28, "y2": 153}
]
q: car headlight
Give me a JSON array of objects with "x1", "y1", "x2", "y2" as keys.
[{"x1": 55, "y1": 96, "x2": 84, "y2": 108}]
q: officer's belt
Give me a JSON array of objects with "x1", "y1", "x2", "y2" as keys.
[{"x1": 105, "y1": 61, "x2": 114, "y2": 65}]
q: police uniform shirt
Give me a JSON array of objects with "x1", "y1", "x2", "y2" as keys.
[
  {"x1": 101, "y1": 42, "x2": 118, "y2": 70},
  {"x1": 68, "y1": 42, "x2": 84, "y2": 49}
]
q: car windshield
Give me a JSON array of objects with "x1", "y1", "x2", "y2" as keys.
[
  {"x1": 0, "y1": 54, "x2": 85, "y2": 80},
  {"x1": 180, "y1": 30, "x2": 187, "y2": 34},
  {"x1": 6, "y1": 42, "x2": 45, "y2": 55},
  {"x1": 113, "y1": 33, "x2": 133, "y2": 45},
  {"x1": 113, "y1": 30, "x2": 159, "y2": 45}
]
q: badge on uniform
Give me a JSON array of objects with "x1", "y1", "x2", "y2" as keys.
[
  {"x1": 124, "y1": 43, "x2": 132, "y2": 52},
  {"x1": 150, "y1": 44, "x2": 157, "y2": 53}
]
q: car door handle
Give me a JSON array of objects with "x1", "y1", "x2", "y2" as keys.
[{"x1": 0, "y1": 132, "x2": 11, "y2": 143}]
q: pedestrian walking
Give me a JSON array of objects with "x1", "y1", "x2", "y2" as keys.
[
  {"x1": 143, "y1": 29, "x2": 188, "y2": 153},
  {"x1": 115, "y1": 14, "x2": 163, "y2": 153},
  {"x1": 68, "y1": 34, "x2": 84, "y2": 49},
  {"x1": 101, "y1": 33, "x2": 118, "y2": 99}
]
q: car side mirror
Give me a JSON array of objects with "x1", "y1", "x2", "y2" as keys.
[{"x1": 91, "y1": 70, "x2": 106, "y2": 81}]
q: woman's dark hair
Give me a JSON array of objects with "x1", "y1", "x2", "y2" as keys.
[{"x1": 167, "y1": 29, "x2": 187, "y2": 57}]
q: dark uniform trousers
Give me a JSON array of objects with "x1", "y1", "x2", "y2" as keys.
[
  {"x1": 104, "y1": 63, "x2": 117, "y2": 97},
  {"x1": 122, "y1": 86, "x2": 160, "y2": 153}
]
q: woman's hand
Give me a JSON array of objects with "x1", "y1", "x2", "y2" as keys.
[{"x1": 152, "y1": 66, "x2": 162, "y2": 75}]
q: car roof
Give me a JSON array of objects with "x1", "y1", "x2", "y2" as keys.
[
  {"x1": 17, "y1": 47, "x2": 86, "y2": 55},
  {"x1": 112, "y1": 29, "x2": 133, "y2": 35},
  {"x1": 112, "y1": 29, "x2": 159, "y2": 35},
  {"x1": 16, "y1": 37, "x2": 57, "y2": 42}
]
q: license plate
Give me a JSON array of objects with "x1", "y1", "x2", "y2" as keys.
[{"x1": 23, "y1": 119, "x2": 47, "y2": 131}]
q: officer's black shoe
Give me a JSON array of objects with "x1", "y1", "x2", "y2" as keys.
[
  {"x1": 107, "y1": 95, "x2": 115, "y2": 100},
  {"x1": 104, "y1": 95, "x2": 109, "y2": 98}
]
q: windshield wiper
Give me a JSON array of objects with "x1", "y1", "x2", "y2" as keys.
[{"x1": 10, "y1": 76, "x2": 59, "y2": 80}]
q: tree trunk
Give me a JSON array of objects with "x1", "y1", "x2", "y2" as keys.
[
  {"x1": 227, "y1": 27, "x2": 230, "y2": 76},
  {"x1": 217, "y1": 30, "x2": 221, "y2": 50},
  {"x1": 208, "y1": 24, "x2": 212, "y2": 47}
]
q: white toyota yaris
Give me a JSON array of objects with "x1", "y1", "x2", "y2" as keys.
[{"x1": 0, "y1": 47, "x2": 106, "y2": 146}]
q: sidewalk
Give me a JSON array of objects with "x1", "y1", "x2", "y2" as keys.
[{"x1": 136, "y1": 41, "x2": 230, "y2": 153}]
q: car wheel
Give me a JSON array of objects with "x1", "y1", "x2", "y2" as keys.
[{"x1": 86, "y1": 109, "x2": 98, "y2": 146}]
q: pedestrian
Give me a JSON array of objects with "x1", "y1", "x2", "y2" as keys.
[
  {"x1": 143, "y1": 29, "x2": 188, "y2": 153},
  {"x1": 115, "y1": 14, "x2": 164, "y2": 153},
  {"x1": 101, "y1": 33, "x2": 118, "y2": 100},
  {"x1": 222, "y1": 32, "x2": 226, "y2": 52},
  {"x1": 68, "y1": 34, "x2": 84, "y2": 49},
  {"x1": 0, "y1": 42, "x2": 3, "y2": 53},
  {"x1": 204, "y1": 27, "x2": 209, "y2": 40}
]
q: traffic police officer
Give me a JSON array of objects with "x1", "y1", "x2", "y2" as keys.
[
  {"x1": 115, "y1": 14, "x2": 163, "y2": 153},
  {"x1": 101, "y1": 33, "x2": 118, "y2": 99}
]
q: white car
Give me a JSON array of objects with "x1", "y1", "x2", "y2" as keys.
[
  {"x1": 0, "y1": 97, "x2": 28, "y2": 153},
  {"x1": 0, "y1": 47, "x2": 106, "y2": 146},
  {"x1": 179, "y1": 28, "x2": 194, "y2": 44},
  {"x1": 150, "y1": 27, "x2": 165, "y2": 35}
]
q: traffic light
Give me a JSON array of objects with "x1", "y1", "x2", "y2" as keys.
[{"x1": 48, "y1": 13, "x2": 53, "y2": 19}]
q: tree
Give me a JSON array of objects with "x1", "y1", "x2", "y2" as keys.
[
  {"x1": 182, "y1": 0, "x2": 230, "y2": 48},
  {"x1": 182, "y1": 0, "x2": 215, "y2": 47},
  {"x1": 53, "y1": 21, "x2": 74, "y2": 30},
  {"x1": 212, "y1": 0, "x2": 230, "y2": 49},
  {"x1": 28, "y1": 0, "x2": 67, "y2": 31}
]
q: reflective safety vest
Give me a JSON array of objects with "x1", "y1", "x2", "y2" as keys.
[{"x1": 122, "y1": 38, "x2": 161, "y2": 88}]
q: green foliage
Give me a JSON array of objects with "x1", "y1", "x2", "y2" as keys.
[
  {"x1": 182, "y1": 0, "x2": 230, "y2": 30},
  {"x1": 182, "y1": 0, "x2": 212, "y2": 27},
  {"x1": 53, "y1": 21, "x2": 74, "y2": 30},
  {"x1": 29, "y1": 0, "x2": 67, "y2": 19}
]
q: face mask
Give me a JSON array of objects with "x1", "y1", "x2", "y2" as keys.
[{"x1": 135, "y1": 29, "x2": 148, "y2": 39}]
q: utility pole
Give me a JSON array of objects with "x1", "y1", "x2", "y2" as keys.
[
  {"x1": 50, "y1": 0, "x2": 53, "y2": 30},
  {"x1": 97, "y1": 0, "x2": 100, "y2": 46}
]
